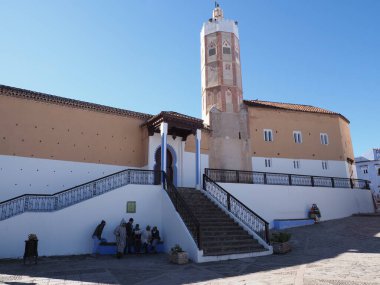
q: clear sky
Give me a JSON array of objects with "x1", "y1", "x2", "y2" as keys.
[{"x1": 0, "y1": 0, "x2": 379, "y2": 157}]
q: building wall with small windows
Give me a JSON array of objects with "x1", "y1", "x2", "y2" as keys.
[
  {"x1": 246, "y1": 105, "x2": 355, "y2": 178},
  {"x1": 355, "y1": 148, "x2": 380, "y2": 196},
  {"x1": 0, "y1": 86, "x2": 210, "y2": 200}
]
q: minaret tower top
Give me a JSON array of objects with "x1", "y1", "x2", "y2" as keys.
[{"x1": 200, "y1": 3, "x2": 243, "y2": 123}]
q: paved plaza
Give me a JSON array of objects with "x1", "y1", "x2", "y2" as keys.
[{"x1": 0, "y1": 215, "x2": 379, "y2": 285}]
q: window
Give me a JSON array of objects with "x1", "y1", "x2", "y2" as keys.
[
  {"x1": 378, "y1": 168, "x2": 380, "y2": 176},
  {"x1": 264, "y1": 129, "x2": 273, "y2": 142},
  {"x1": 293, "y1": 131, "x2": 302, "y2": 144},
  {"x1": 223, "y1": 47, "x2": 231, "y2": 54},
  {"x1": 208, "y1": 48, "x2": 216, "y2": 56},
  {"x1": 265, "y1": 158, "x2": 272, "y2": 168},
  {"x1": 320, "y1": 133, "x2": 329, "y2": 145},
  {"x1": 293, "y1": 160, "x2": 301, "y2": 169},
  {"x1": 322, "y1": 161, "x2": 329, "y2": 170}
]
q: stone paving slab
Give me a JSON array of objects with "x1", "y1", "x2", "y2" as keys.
[{"x1": 0, "y1": 216, "x2": 379, "y2": 285}]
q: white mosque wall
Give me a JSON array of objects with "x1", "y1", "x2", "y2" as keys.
[
  {"x1": 252, "y1": 157, "x2": 350, "y2": 178},
  {"x1": 182, "y1": 152, "x2": 209, "y2": 188},
  {"x1": 0, "y1": 184, "x2": 163, "y2": 259},
  {"x1": 148, "y1": 134, "x2": 209, "y2": 188},
  {"x1": 220, "y1": 183, "x2": 374, "y2": 228},
  {"x1": 161, "y1": 192, "x2": 202, "y2": 263},
  {"x1": 0, "y1": 155, "x2": 133, "y2": 201}
]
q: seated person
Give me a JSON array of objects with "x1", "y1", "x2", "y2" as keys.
[
  {"x1": 141, "y1": 225, "x2": 152, "y2": 253},
  {"x1": 133, "y1": 224, "x2": 142, "y2": 253},
  {"x1": 309, "y1": 204, "x2": 321, "y2": 223},
  {"x1": 150, "y1": 226, "x2": 161, "y2": 253}
]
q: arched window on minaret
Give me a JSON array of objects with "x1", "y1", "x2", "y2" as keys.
[
  {"x1": 208, "y1": 41, "x2": 216, "y2": 57},
  {"x1": 222, "y1": 40, "x2": 231, "y2": 55}
]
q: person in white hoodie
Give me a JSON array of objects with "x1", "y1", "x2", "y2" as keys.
[
  {"x1": 113, "y1": 219, "x2": 127, "y2": 258},
  {"x1": 141, "y1": 225, "x2": 152, "y2": 253}
]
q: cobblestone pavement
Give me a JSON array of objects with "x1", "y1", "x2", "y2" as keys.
[{"x1": 0, "y1": 215, "x2": 379, "y2": 285}]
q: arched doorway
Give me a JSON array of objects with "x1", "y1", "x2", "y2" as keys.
[{"x1": 154, "y1": 147, "x2": 175, "y2": 185}]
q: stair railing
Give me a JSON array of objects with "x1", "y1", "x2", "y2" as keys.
[
  {"x1": 205, "y1": 168, "x2": 370, "y2": 190},
  {"x1": 0, "y1": 169, "x2": 160, "y2": 221},
  {"x1": 162, "y1": 172, "x2": 202, "y2": 249},
  {"x1": 203, "y1": 174, "x2": 270, "y2": 244}
]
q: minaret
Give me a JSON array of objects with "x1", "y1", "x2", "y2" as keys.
[
  {"x1": 201, "y1": 3, "x2": 252, "y2": 171},
  {"x1": 201, "y1": 3, "x2": 243, "y2": 123}
]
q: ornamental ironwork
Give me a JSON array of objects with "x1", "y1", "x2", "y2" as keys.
[
  {"x1": 203, "y1": 175, "x2": 270, "y2": 244},
  {"x1": 0, "y1": 169, "x2": 159, "y2": 221},
  {"x1": 162, "y1": 173, "x2": 202, "y2": 249},
  {"x1": 205, "y1": 169, "x2": 370, "y2": 190}
]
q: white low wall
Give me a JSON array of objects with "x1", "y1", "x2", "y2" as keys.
[
  {"x1": 252, "y1": 157, "x2": 350, "y2": 178},
  {"x1": 0, "y1": 184, "x2": 162, "y2": 259},
  {"x1": 0, "y1": 155, "x2": 133, "y2": 201},
  {"x1": 161, "y1": 192, "x2": 201, "y2": 262},
  {"x1": 182, "y1": 151, "x2": 209, "y2": 188},
  {"x1": 220, "y1": 183, "x2": 374, "y2": 228}
]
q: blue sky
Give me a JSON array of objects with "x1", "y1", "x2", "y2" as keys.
[{"x1": 0, "y1": 0, "x2": 379, "y2": 156}]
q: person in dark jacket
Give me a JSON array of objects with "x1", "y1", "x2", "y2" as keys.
[
  {"x1": 150, "y1": 226, "x2": 160, "y2": 253},
  {"x1": 92, "y1": 220, "x2": 106, "y2": 255},
  {"x1": 125, "y1": 218, "x2": 134, "y2": 253},
  {"x1": 309, "y1": 204, "x2": 322, "y2": 223},
  {"x1": 133, "y1": 224, "x2": 142, "y2": 253}
]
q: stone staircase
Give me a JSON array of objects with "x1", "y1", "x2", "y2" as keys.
[
  {"x1": 178, "y1": 188, "x2": 267, "y2": 256},
  {"x1": 375, "y1": 202, "x2": 380, "y2": 214}
]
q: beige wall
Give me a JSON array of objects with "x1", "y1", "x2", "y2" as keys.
[
  {"x1": 0, "y1": 96, "x2": 147, "y2": 167},
  {"x1": 248, "y1": 107, "x2": 353, "y2": 161},
  {"x1": 208, "y1": 110, "x2": 252, "y2": 171},
  {"x1": 184, "y1": 131, "x2": 210, "y2": 154},
  {"x1": 338, "y1": 117, "x2": 355, "y2": 176}
]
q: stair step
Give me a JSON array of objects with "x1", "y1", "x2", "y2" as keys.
[
  {"x1": 202, "y1": 231, "x2": 249, "y2": 237},
  {"x1": 202, "y1": 239, "x2": 258, "y2": 247},
  {"x1": 203, "y1": 242, "x2": 264, "y2": 251},
  {"x1": 203, "y1": 247, "x2": 267, "y2": 256},
  {"x1": 199, "y1": 222, "x2": 240, "y2": 226},
  {"x1": 200, "y1": 223, "x2": 240, "y2": 228},
  {"x1": 197, "y1": 218, "x2": 237, "y2": 222},
  {"x1": 202, "y1": 235, "x2": 256, "y2": 242}
]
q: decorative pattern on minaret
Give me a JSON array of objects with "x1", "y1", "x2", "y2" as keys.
[{"x1": 200, "y1": 4, "x2": 243, "y2": 123}]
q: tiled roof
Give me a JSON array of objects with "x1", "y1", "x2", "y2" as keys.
[
  {"x1": 142, "y1": 111, "x2": 207, "y2": 130},
  {"x1": 244, "y1": 99, "x2": 349, "y2": 123},
  {"x1": 146, "y1": 111, "x2": 203, "y2": 125},
  {"x1": 0, "y1": 84, "x2": 152, "y2": 120}
]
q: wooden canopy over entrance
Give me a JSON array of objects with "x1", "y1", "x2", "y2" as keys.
[{"x1": 142, "y1": 111, "x2": 205, "y2": 141}]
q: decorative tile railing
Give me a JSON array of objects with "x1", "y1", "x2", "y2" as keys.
[
  {"x1": 205, "y1": 169, "x2": 370, "y2": 190},
  {"x1": 203, "y1": 175, "x2": 270, "y2": 244},
  {"x1": 0, "y1": 169, "x2": 160, "y2": 221}
]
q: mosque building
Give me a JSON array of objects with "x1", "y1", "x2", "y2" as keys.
[{"x1": 0, "y1": 4, "x2": 373, "y2": 262}]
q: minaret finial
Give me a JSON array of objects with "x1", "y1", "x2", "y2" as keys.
[{"x1": 212, "y1": 1, "x2": 223, "y2": 20}]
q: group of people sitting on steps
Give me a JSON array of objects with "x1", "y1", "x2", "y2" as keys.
[{"x1": 92, "y1": 218, "x2": 161, "y2": 258}]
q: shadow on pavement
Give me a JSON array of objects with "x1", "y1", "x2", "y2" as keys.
[{"x1": 0, "y1": 215, "x2": 379, "y2": 285}]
